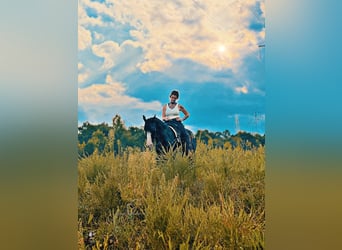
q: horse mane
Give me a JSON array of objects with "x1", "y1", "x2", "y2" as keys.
[
  {"x1": 150, "y1": 116, "x2": 167, "y2": 128},
  {"x1": 144, "y1": 115, "x2": 167, "y2": 129}
]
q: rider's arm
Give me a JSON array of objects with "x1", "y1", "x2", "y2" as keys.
[
  {"x1": 179, "y1": 104, "x2": 190, "y2": 122},
  {"x1": 162, "y1": 105, "x2": 168, "y2": 121}
]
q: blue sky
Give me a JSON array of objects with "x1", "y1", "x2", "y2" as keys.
[{"x1": 78, "y1": 0, "x2": 265, "y2": 134}]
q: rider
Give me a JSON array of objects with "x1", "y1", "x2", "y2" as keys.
[{"x1": 162, "y1": 90, "x2": 191, "y2": 153}]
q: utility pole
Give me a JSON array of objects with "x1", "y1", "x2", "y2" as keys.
[{"x1": 235, "y1": 114, "x2": 240, "y2": 134}]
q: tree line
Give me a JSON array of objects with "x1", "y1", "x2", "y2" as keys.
[{"x1": 78, "y1": 115, "x2": 265, "y2": 156}]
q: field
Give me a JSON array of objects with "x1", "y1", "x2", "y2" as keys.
[{"x1": 78, "y1": 141, "x2": 265, "y2": 249}]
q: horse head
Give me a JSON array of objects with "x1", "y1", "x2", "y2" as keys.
[{"x1": 143, "y1": 115, "x2": 159, "y2": 149}]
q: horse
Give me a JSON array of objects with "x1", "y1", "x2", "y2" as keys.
[{"x1": 143, "y1": 115, "x2": 196, "y2": 156}]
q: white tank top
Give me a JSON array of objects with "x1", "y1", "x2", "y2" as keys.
[{"x1": 165, "y1": 103, "x2": 180, "y2": 120}]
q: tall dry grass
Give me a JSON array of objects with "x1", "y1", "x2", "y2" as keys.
[{"x1": 78, "y1": 141, "x2": 265, "y2": 249}]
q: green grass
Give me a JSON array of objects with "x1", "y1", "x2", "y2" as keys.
[{"x1": 78, "y1": 142, "x2": 265, "y2": 249}]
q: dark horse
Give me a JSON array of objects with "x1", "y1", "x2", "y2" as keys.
[{"x1": 143, "y1": 115, "x2": 196, "y2": 155}]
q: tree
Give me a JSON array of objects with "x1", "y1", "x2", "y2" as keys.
[
  {"x1": 112, "y1": 115, "x2": 146, "y2": 155},
  {"x1": 77, "y1": 116, "x2": 264, "y2": 156}
]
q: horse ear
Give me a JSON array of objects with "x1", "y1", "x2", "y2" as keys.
[{"x1": 143, "y1": 115, "x2": 146, "y2": 121}]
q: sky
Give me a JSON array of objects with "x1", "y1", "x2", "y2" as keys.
[{"x1": 78, "y1": 0, "x2": 265, "y2": 135}]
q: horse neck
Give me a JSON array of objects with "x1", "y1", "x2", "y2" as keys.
[
  {"x1": 152, "y1": 119, "x2": 166, "y2": 134},
  {"x1": 155, "y1": 118, "x2": 166, "y2": 129},
  {"x1": 153, "y1": 119, "x2": 172, "y2": 142}
]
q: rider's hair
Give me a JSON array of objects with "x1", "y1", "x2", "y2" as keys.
[{"x1": 170, "y1": 90, "x2": 179, "y2": 98}]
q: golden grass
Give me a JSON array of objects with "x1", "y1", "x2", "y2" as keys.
[{"x1": 78, "y1": 142, "x2": 265, "y2": 249}]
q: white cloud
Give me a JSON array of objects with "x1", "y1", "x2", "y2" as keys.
[
  {"x1": 78, "y1": 63, "x2": 84, "y2": 70},
  {"x1": 78, "y1": 82, "x2": 161, "y2": 109},
  {"x1": 78, "y1": 25, "x2": 92, "y2": 50},
  {"x1": 78, "y1": 62, "x2": 91, "y2": 85},
  {"x1": 78, "y1": 0, "x2": 265, "y2": 74},
  {"x1": 92, "y1": 40, "x2": 121, "y2": 69},
  {"x1": 259, "y1": 1, "x2": 266, "y2": 19},
  {"x1": 101, "y1": 0, "x2": 265, "y2": 72},
  {"x1": 78, "y1": 71, "x2": 90, "y2": 84},
  {"x1": 93, "y1": 31, "x2": 105, "y2": 42},
  {"x1": 82, "y1": 0, "x2": 113, "y2": 19},
  {"x1": 78, "y1": 74, "x2": 163, "y2": 124},
  {"x1": 78, "y1": 0, "x2": 106, "y2": 27},
  {"x1": 235, "y1": 85, "x2": 248, "y2": 94},
  {"x1": 234, "y1": 78, "x2": 265, "y2": 95}
]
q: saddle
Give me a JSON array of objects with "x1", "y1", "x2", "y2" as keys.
[{"x1": 166, "y1": 120, "x2": 196, "y2": 153}]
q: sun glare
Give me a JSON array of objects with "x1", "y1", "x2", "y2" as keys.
[{"x1": 218, "y1": 45, "x2": 226, "y2": 53}]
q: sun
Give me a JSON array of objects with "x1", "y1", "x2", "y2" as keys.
[{"x1": 218, "y1": 45, "x2": 226, "y2": 53}]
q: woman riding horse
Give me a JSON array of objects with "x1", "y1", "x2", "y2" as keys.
[
  {"x1": 161, "y1": 90, "x2": 191, "y2": 154},
  {"x1": 143, "y1": 115, "x2": 196, "y2": 156}
]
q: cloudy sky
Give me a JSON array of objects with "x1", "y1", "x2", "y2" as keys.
[{"x1": 78, "y1": 0, "x2": 265, "y2": 134}]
